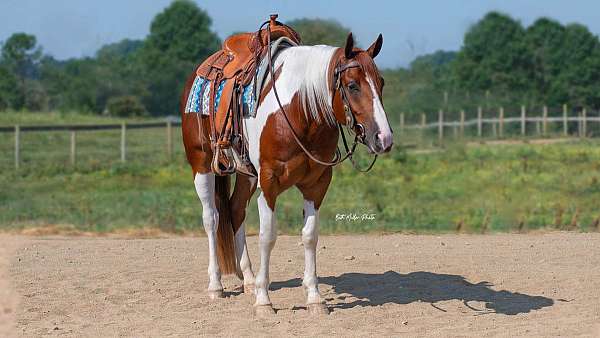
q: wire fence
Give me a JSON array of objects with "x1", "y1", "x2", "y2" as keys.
[
  {"x1": 0, "y1": 121, "x2": 184, "y2": 171},
  {"x1": 2, "y1": 106, "x2": 600, "y2": 171},
  {"x1": 397, "y1": 105, "x2": 600, "y2": 143}
]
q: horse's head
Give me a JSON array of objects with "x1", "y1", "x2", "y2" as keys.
[{"x1": 331, "y1": 33, "x2": 393, "y2": 154}]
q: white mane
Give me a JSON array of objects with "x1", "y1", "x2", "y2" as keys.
[{"x1": 274, "y1": 45, "x2": 338, "y2": 125}]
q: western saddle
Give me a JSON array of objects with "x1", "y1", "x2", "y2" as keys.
[{"x1": 195, "y1": 14, "x2": 301, "y2": 176}]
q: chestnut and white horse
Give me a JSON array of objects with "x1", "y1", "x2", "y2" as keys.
[{"x1": 181, "y1": 33, "x2": 393, "y2": 315}]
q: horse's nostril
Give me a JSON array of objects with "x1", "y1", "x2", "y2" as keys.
[{"x1": 375, "y1": 132, "x2": 393, "y2": 153}]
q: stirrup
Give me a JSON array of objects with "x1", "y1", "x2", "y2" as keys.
[{"x1": 211, "y1": 147, "x2": 236, "y2": 176}]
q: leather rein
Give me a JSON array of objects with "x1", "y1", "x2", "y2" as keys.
[{"x1": 260, "y1": 21, "x2": 378, "y2": 172}]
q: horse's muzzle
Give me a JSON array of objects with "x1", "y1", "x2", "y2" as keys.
[{"x1": 370, "y1": 131, "x2": 393, "y2": 154}]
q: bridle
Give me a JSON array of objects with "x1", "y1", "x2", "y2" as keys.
[
  {"x1": 261, "y1": 20, "x2": 378, "y2": 172},
  {"x1": 332, "y1": 59, "x2": 378, "y2": 172}
]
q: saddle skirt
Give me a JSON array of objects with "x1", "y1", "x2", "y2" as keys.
[{"x1": 184, "y1": 36, "x2": 297, "y2": 118}]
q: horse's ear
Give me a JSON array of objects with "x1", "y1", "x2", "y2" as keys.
[
  {"x1": 367, "y1": 34, "x2": 383, "y2": 59},
  {"x1": 344, "y1": 33, "x2": 355, "y2": 59}
]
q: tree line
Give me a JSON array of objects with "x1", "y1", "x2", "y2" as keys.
[
  {"x1": 1, "y1": 2, "x2": 600, "y2": 120},
  {"x1": 384, "y1": 12, "x2": 600, "y2": 121}
]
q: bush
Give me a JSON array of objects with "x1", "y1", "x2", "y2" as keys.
[{"x1": 105, "y1": 95, "x2": 147, "y2": 117}]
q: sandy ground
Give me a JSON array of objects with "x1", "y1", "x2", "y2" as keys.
[
  {"x1": 0, "y1": 235, "x2": 21, "y2": 337},
  {"x1": 1, "y1": 232, "x2": 600, "y2": 337}
]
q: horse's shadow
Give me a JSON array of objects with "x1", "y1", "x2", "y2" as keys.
[{"x1": 270, "y1": 271, "x2": 553, "y2": 315}]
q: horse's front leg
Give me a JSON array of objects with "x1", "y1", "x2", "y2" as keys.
[
  {"x1": 301, "y1": 200, "x2": 328, "y2": 314},
  {"x1": 298, "y1": 168, "x2": 332, "y2": 315},
  {"x1": 253, "y1": 191, "x2": 278, "y2": 315}
]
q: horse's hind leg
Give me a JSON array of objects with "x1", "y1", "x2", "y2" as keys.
[
  {"x1": 297, "y1": 168, "x2": 332, "y2": 315},
  {"x1": 231, "y1": 174, "x2": 258, "y2": 294},
  {"x1": 194, "y1": 172, "x2": 224, "y2": 299}
]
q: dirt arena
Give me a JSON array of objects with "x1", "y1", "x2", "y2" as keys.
[{"x1": 1, "y1": 232, "x2": 599, "y2": 337}]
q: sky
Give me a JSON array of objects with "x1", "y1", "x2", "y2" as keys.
[{"x1": 1, "y1": 0, "x2": 600, "y2": 69}]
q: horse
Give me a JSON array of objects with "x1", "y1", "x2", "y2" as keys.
[{"x1": 180, "y1": 32, "x2": 393, "y2": 316}]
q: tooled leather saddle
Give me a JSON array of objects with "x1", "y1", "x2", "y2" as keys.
[{"x1": 193, "y1": 14, "x2": 301, "y2": 176}]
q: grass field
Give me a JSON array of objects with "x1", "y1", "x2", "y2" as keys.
[{"x1": 1, "y1": 112, "x2": 600, "y2": 234}]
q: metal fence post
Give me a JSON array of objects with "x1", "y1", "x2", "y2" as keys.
[
  {"x1": 563, "y1": 104, "x2": 568, "y2": 136},
  {"x1": 582, "y1": 108, "x2": 587, "y2": 138},
  {"x1": 166, "y1": 120, "x2": 173, "y2": 160},
  {"x1": 120, "y1": 122, "x2": 126, "y2": 163},
  {"x1": 499, "y1": 107, "x2": 504, "y2": 138},
  {"x1": 70, "y1": 131, "x2": 76, "y2": 166},
  {"x1": 14, "y1": 125, "x2": 20, "y2": 170},
  {"x1": 578, "y1": 112, "x2": 582, "y2": 137},
  {"x1": 477, "y1": 106, "x2": 482, "y2": 138},
  {"x1": 438, "y1": 109, "x2": 444, "y2": 143},
  {"x1": 543, "y1": 105, "x2": 548, "y2": 136},
  {"x1": 521, "y1": 105, "x2": 526, "y2": 137},
  {"x1": 460, "y1": 110, "x2": 465, "y2": 137}
]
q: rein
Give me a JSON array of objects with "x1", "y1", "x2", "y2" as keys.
[{"x1": 261, "y1": 20, "x2": 378, "y2": 171}]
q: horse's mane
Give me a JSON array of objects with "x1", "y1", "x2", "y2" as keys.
[
  {"x1": 276, "y1": 45, "x2": 383, "y2": 126},
  {"x1": 277, "y1": 45, "x2": 338, "y2": 126}
]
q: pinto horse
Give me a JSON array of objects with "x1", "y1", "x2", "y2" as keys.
[{"x1": 181, "y1": 33, "x2": 393, "y2": 315}]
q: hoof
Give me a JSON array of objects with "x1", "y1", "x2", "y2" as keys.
[
  {"x1": 244, "y1": 283, "x2": 255, "y2": 295},
  {"x1": 207, "y1": 290, "x2": 224, "y2": 300},
  {"x1": 307, "y1": 303, "x2": 329, "y2": 315},
  {"x1": 253, "y1": 304, "x2": 276, "y2": 317}
]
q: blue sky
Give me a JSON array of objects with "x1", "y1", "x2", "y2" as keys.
[{"x1": 1, "y1": 0, "x2": 600, "y2": 68}]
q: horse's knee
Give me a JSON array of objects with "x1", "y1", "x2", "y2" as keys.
[
  {"x1": 302, "y1": 200, "x2": 319, "y2": 247},
  {"x1": 202, "y1": 210, "x2": 217, "y2": 230},
  {"x1": 259, "y1": 227, "x2": 277, "y2": 248}
]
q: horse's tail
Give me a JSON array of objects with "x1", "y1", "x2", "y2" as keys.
[{"x1": 214, "y1": 175, "x2": 237, "y2": 275}]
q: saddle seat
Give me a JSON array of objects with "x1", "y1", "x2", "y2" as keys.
[{"x1": 194, "y1": 15, "x2": 301, "y2": 176}]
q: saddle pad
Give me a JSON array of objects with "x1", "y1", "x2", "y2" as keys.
[
  {"x1": 184, "y1": 77, "x2": 254, "y2": 116},
  {"x1": 184, "y1": 36, "x2": 297, "y2": 117}
]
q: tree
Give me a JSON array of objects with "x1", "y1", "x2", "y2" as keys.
[
  {"x1": 137, "y1": 0, "x2": 220, "y2": 115},
  {"x1": 0, "y1": 65, "x2": 20, "y2": 109},
  {"x1": 1, "y1": 33, "x2": 43, "y2": 109},
  {"x1": 1, "y1": 33, "x2": 41, "y2": 79},
  {"x1": 525, "y1": 18, "x2": 567, "y2": 104},
  {"x1": 287, "y1": 18, "x2": 350, "y2": 47},
  {"x1": 96, "y1": 39, "x2": 143, "y2": 62},
  {"x1": 451, "y1": 12, "x2": 533, "y2": 99}
]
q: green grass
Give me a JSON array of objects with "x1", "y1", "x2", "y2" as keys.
[
  {"x1": 2, "y1": 136, "x2": 600, "y2": 234},
  {"x1": 0, "y1": 111, "x2": 166, "y2": 125}
]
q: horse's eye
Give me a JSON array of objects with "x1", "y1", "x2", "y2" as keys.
[{"x1": 347, "y1": 81, "x2": 360, "y2": 93}]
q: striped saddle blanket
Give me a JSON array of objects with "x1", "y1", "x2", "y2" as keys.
[{"x1": 184, "y1": 37, "x2": 296, "y2": 118}]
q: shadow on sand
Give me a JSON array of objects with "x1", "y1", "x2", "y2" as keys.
[{"x1": 270, "y1": 271, "x2": 553, "y2": 315}]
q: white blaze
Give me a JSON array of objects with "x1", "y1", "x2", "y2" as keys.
[{"x1": 367, "y1": 76, "x2": 393, "y2": 150}]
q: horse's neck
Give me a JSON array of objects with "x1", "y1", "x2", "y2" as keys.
[{"x1": 270, "y1": 46, "x2": 337, "y2": 124}]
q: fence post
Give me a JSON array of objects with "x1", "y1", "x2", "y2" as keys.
[
  {"x1": 438, "y1": 109, "x2": 444, "y2": 143},
  {"x1": 14, "y1": 125, "x2": 20, "y2": 170},
  {"x1": 578, "y1": 112, "x2": 582, "y2": 137},
  {"x1": 521, "y1": 105, "x2": 526, "y2": 137},
  {"x1": 420, "y1": 113, "x2": 426, "y2": 144},
  {"x1": 120, "y1": 122, "x2": 126, "y2": 163},
  {"x1": 563, "y1": 104, "x2": 568, "y2": 136},
  {"x1": 499, "y1": 107, "x2": 504, "y2": 138},
  {"x1": 70, "y1": 131, "x2": 76, "y2": 166},
  {"x1": 583, "y1": 108, "x2": 587, "y2": 138},
  {"x1": 399, "y1": 113, "x2": 404, "y2": 136},
  {"x1": 166, "y1": 120, "x2": 173, "y2": 160},
  {"x1": 460, "y1": 110, "x2": 465, "y2": 137},
  {"x1": 477, "y1": 106, "x2": 482, "y2": 137},
  {"x1": 543, "y1": 105, "x2": 548, "y2": 136}
]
